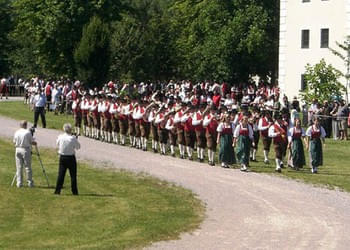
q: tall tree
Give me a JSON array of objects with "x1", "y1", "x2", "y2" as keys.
[
  {"x1": 10, "y1": 0, "x2": 122, "y2": 78},
  {"x1": 0, "y1": 0, "x2": 12, "y2": 75},
  {"x1": 74, "y1": 16, "x2": 110, "y2": 86}
]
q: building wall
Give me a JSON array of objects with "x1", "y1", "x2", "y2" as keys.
[{"x1": 279, "y1": 0, "x2": 350, "y2": 100}]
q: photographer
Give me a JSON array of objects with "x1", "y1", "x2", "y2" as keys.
[
  {"x1": 13, "y1": 120, "x2": 37, "y2": 188},
  {"x1": 54, "y1": 123, "x2": 80, "y2": 195}
]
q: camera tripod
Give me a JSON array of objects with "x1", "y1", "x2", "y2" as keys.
[{"x1": 11, "y1": 145, "x2": 50, "y2": 187}]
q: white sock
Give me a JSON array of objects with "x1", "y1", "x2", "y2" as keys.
[
  {"x1": 179, "y1": 144, "x2": 184, "y2": 156},
  {"x1": 208, "y1": 150, "x2": 212, "y2": 162},
  {"x1": 264, "y1": 150, "x2": 269, "y2": 161},
  {"x1": 200, "y1": 148, "x2": 204, "y2": 159},
  {"x1": 170, "y1": 145, "x2": 175, "y2": 154},
  {"x1": 253, "y1": 149, "x2": 257, "y2": 160},
  {"x1": 275, "y1": 159, "x2": 280, "y2": 169}
]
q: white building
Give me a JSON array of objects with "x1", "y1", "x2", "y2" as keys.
[{"x1": 279, "y1": 0, "x2": 350, "y2": 100}]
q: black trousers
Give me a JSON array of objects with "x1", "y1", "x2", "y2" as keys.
[
  {"x1": 34, "y1": 107, "x2": 46, "y2": 128},
  {"x1": 55, "y1": 155, "x2": 78, "y2": 195}
]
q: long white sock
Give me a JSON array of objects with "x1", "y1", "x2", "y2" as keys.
[
  {"x1": 170, "y1": 145, "x2": 175, "y2": 154},
  {"x1": 264, "y1": 150, "x2": 269, "y2": 161},
  {"x1": 154, "y1": 141, "x2": 158, "y2": 150},
  {"x1": 179, "y1": 144, "x2": 184, "y2": 156},
  {"x1": 210, "y1": 151, "x2": 215, "y2": 162},
  {"x1": 200, "y1": 148, "x2": 204, "y2": 159},
  {"x1": 187, "y1": 147, "x2": 193, "y2": 157},
  {"x1": 275, "y1": 159, "x2": 280, "y2": 169},
  {"x1": 208, "y1": 149, "x2": 212, "y2": 162},
  {"x1": 197, "y1": 147, "x2": 200, "y2": 157},
  {"x1": 162, "y1": 143, "x2": 166, "y2": 154},
  {"x1": 144, "y1": 138, "x2": 148, "y2": 149},
  {"x1": 253, "y1": 149, "x2": 257, "y2": 160}
]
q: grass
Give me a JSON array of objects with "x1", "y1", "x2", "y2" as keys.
[
  {"x1": 0, "y1": 138, "x2": 204, "y2": 250},
  {"x1": 0, "y1": 101, "x2": 74, "y2": 130},
  {"x1": 1, "y1": 101, "x2": 350, "y2": 193}
]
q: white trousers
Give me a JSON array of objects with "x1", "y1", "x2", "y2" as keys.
[{"x1": 15, "y1": 148, "x2": 33, "y2": 187}]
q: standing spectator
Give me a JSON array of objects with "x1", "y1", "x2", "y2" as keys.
[
  {"x1": 54, "y1": 123, "x2": 80, "y2": 195},
  {"x1": 13, "y1": 120, "x2": 37, "y2": 187},
  {"x1": 33, "y1": 89, "x2": 47, "y2": 128},
  {"x1": 44, "y1": 82, "x2": 52, "y2": 111},
  {"x1": 321, "y1": 101, "x2": 332, "y2": 138},
  {"x1": 0, "y1": 78, "x2": 8, "y2": 99},
  {"x1": 337, "y1": 100, "x2": 349, "y2": 140},
  {"x1": 330, "y1": 101, "x2": 339, "y2": 140}
]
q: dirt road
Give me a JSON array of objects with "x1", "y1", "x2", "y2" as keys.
[{"x1": 1, "y1": 116, "x2": 349, "y2": 250}]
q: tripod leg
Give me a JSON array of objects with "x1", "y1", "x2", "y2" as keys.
[
  {"x1": 35, "y1": 146, "x2": 50, "y2": 187},
  {"x1": 11, "y1": 174, "x2": 17, "y2": 186}
]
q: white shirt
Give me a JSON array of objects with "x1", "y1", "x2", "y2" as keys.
[
  {"x1": 233, "y1": 124, "x2": 254, "y2": 140},
  {"x1": 288, "y1": 127, "x2": 305, "y2": 142},
  {"x1": 13, "y1": 128, "x2": 34, "y2": 149},
  {"x1": 305, "y1": 125, "x2": 326, "y2": 138},
  {"x1": 56, "y1": 133, "x2": 80, "y2": 156}
]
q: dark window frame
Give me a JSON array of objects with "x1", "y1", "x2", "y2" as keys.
[
  {"x1": 321, "y1": 28, "x2": 329, "y2": 48},
  {"x1": 301, "y1": 29, "x2": 310, "y2": 49}
]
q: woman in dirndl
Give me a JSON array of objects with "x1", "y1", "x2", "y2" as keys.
[
  {"x1": 306, "y1": 117, "x2": 326, "y2": 173},
  {"x1": 234, "y1": 115, "x2": 254, "y2": 171},
  {"x1": 217, "y1": 114, "x2": 236, "y2": 168},
  {"x1": 287, "y1": 118, "x2": 306, "y2": 170}
]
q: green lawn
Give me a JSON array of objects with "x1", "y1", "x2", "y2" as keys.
[
  {"x1": 0, "y1": 139, "x2": 204, "y2": 249},
  {"x1": 0, "y1": 101, "x2": 74, "y2": 130},
  {"x1": 1, "y1": 101, "x2": 350, "y2": 193}
]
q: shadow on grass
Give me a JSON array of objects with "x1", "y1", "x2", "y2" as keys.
[{"x1": 78, "y1": 194, "x2": 115, "y2": 197}]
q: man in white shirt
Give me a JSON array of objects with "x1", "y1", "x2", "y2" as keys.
[
  {"x1": 13, "y1": 120, "x2": 37, "y2": 187},
  {"x1": 54, "y1": 123, "x2": 80, "y2": 195}
]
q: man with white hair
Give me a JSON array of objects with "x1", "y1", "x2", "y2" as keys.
[
  {"x1": 54, "y1": 123, "x2": 80, "y2": 195},
  {"x1": 13, "y1": 120, "x2": 37, "y2": 187}
]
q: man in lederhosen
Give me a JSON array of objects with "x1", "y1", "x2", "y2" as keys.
[
  {"x1": 174, "y1": 102, "x2": 187, "y2": 159},
  {"x1": 109, "y1": 96, "x2": 120, "y2": 144},
  {"x1": 192, "y1": 103, "x2": 207, "y2": 162},
  {"x1": 118, "y1": 98, "x2": 129, "y2": 145},
  {"x1": 203, "y1": 105, "x2": 219, "y2": 166},
  {"x1": 72, "y1": 96, "x2": 82, "y2": 136},
  {"x1": 258, "y1": 110, "x2": 273, "y2": 164},
  {"x1": 148, "y1": 104, "x2": 159, "y2": 153},
  {"x1": 182, "y1": 103, "x2": 196, "y2": 160},
  {"x1": 268, "y1": 112, "x2": 288, "y2": 172}
]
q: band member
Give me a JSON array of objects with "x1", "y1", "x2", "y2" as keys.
[
  {"x1": 217, "y1": 113, "x2": 236, "y2": 168},
  {"x1": 72, "y1": 97, "x2": 82, "y2": 135},
  {"x1": 258, "y1": 110, "x2": 273, "y2": 164},
  {"x1": 234, "y1": 115, "x2": 254, "y2": 171},
  {"x1": 148, "y1": 104, "x2": 159, "y2": 152},
  {"x1": 249, "y1": 110, "x2": 260, "y2": 162},
  {"x1": 118, "y1": 98, "x2": 129, "y2": 145},
  {"x1": 306, "y1": 117, "x2": 326, "y2": 173},
  {"x1": 126, "y1": 97, "x2": 136, "y2": 147},
  {"x1": 165, "y1": 112, "x2": 177, "y2": 156},
  {"x1": 109, "y1": 97, "x2": 120, "y2": 144},
  {"x1": 287, "y1": 118, "x2": 306, "y2": 170},
  {"x1": 155, "y1": 105, "x2": 169, "y2": 155},
  {"x1": 192, "y1": 104, "x2": 207, "y2": 162},
  {"x1": 203, "y1": 106, "x2": 219, "y2": 166},
  {"x1": 174, "y1": 103, "x2": 187, "y2": 158},
  {"x1": 181, "y1": 104, "x2": 196, "y2": 160},
  {"x1": 89, "y1": 95, "x2": 100, "y2": 139},
  {"x1": 268, "y1": 113, "x2": 288, "y2": 172},
  {"x1": 140, "y1": 101, "x2": 152, "y2": 151},
  {"x1": 102, "y1": 96, "x2": 112, "y2": 143},
  {"x1": 132, "y1": 100, "x2": 143, "y2": 149},
  {"x1": 98, "y1": 95, "x2": 105, "y2": 140},
  {"x1": 81, "y1": 94, "x2": 90, "y2": 137}
]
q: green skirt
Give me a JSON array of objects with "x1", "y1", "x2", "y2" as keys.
[
  {"x1": 291, "y1": 138, "x2": 305, "y2": 167},
  {"x1": 219, "y1": 134, "x2": 236, "y2": 164},
  {"x1": 309, "y1": 138, "x2": 323, "y2": 167},
  {"x1": 236, "y1": 135, "x2": 251, "y2": 165}
]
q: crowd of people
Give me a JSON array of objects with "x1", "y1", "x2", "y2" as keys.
[{"x1": 13, "y1": 77, "x2": 350, "y2": 173}]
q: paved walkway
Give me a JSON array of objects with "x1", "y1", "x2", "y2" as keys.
[{"x1": 1, "y1": 116, "x2": 350, "y2": 250}]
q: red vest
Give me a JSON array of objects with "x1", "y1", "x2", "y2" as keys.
[
  {"x1": 194, "y1": 112, "x2": 204, "y2": 132},
  {"x1": 273, "y1": 123, "x2": 287, "y2": 144},
  {"x1": 239, "y1": 125, "x2": 249, "y2": 136},
  {"x1": 184, "y1": 116, "x2": 194, "y2": 132},
  {"x1": 260, "y1": 117, "x2": 270, "y2": 137},
  {"x1": 206, "y1": 114, "x2": 218, "y2": 134},
  {"x1": 292, "y1": 128, "x2": 302, "y2": 139},
  {"x1": 311, "y1": 127, "x2": 321, "y2": 140}
]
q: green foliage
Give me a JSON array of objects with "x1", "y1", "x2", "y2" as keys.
[
  {"x1": 0, "y1": 0, "x2": 12, "y2": 74},
  {"x1": 74, "y1": 16, "x2": 110, "y2": 86},
  {"x1": 300, "y1": 59, "x2": 345, "y2": 104},
  {"x1": 9, "y1": 0, "x2": 122, "y2": 80}
]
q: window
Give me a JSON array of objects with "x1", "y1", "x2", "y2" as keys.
[
  {"x1": 301, "y1": 74, "x2": 306, "y2": 91},
  {"x1": 301, "y1": 30, "x2": 310, "y2": 49},
  {"x1": 321, "y1": 28, "x2": 329, "y2": 48},
  {"x1": 302, "y1": 0, "x2": 310, "y2": 2}
]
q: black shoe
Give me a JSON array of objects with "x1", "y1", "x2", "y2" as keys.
[
  {"x1": 188, "y1": 157, "x2": 193, "y2": 161},
  {"x1": 280, "y1": 163, "x2": 285, "y2": 169},
  {"x1": 200, "y1": 158, "x2": 204, "y2": 163},
  {"x1": 171, "y1": 153, "x2": 176, "y2": 157},
  {"x1": 275, "y1": 168, "x2": 282, "y2": 173},
  {"x1": 180, "y1": 155, "x2": 184, "y2": 159}
]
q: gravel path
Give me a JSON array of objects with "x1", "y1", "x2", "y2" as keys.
[{"x1": 1, "y1": 116, "x2": 350, "y2": 250}]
